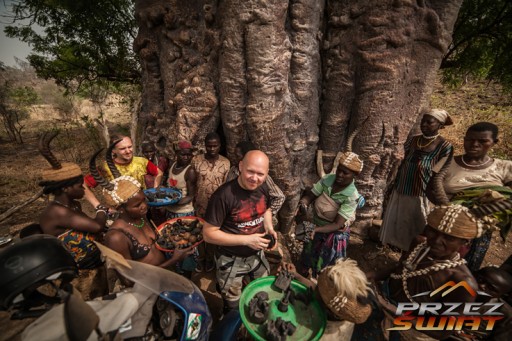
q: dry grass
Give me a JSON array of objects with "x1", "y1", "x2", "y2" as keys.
[
  {"x1": 0, "y1": 115, "x2": 129, "y2": 235},
  {"x1": 431, "y1": 78, "x2": 512, "y2": 159},
  {"x1": 1, "y1": 76, "x2": 511, "y2": 267}
]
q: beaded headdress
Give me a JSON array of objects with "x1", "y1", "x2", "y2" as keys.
[
  {"x1": 317, "y1": 258, "x2": 371, "y2": 323},
  {"x1": 337, "y1": 121, "x2": 365, "y2": 175},
  {"x1": 338, "y1": 152, "x2": 364, "y2": 174},
  {"x1": 427, "y1": 205, "x2": 483, "y2": 239},
  {"x1": 39, "y1": 131, "x2": 82, "y2": 182},
  {"x1": 89, "y1": 140, "x2": 141, "y2": 207},
  {"x1": 176, "y1": 140, "x2": 193, "y2": 151}
]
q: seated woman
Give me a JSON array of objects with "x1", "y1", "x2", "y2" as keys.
[
  {"x1": 297, "y1": 151, "x2": 364, "y2": 278},
  {"x1": 281, "y1": 259, "x2": 372, "y2": 341},
  {"x1": 428, "y1": 122, "x2": 512, "y2": 271},
  {"x1": 38, "y1": 131, "x2": 107, "y2": 270},
  {"x1": 355, "y1": 205, "x2": 484, "y2": 340},
  {"x1": 90, "y1": 143, "x2": 193, "y2": 268}
]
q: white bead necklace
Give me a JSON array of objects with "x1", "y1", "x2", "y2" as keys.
[
  {"x1": 390, "y1": 242, "x2": 466, "y2": 303},
  {"x1": 421, "y1": 133, "x2": 439, "y2": 140},
  {"x1": 461, "y1": 155, "x2": 492, "y2": 168}
]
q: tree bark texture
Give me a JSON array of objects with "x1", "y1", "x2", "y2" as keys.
[{"x1": 134, "y1": 0, "x2": 463, "y2": 234}]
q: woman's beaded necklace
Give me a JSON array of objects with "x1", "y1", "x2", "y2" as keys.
[
  {"x1": 422, "y1": 133, "x2": 439, "y2": 140},
  {"x1": 390, "y1": 241, "x2": 466, "y2": 303},
  {"x1": 461, "y1": 155, "x2": 492, "y2": 168},
  {"x1": 416, "y1": 135, "x2": 439, "y2": 149},
  {"x1": 127, "y1": 217, "x2": 145, "y2": 229}
]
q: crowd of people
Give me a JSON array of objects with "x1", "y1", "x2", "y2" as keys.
[{"x1": 26, "y1": 112, "x2": 512, "y2": 340}]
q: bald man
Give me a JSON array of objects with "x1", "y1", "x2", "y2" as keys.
[{"x1": 203, "y1": 150, "x2": 277, "y2": 314}]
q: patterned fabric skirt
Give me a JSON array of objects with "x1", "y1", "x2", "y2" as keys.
[{"x1": 300, "y1": 228, "x2": 350, "y2": 277}]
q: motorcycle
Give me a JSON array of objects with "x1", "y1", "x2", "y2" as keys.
[{"x1": 0, "y1": 235, "x2": 242, "y2": 340}]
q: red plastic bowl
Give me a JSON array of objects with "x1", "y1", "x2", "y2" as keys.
[{"x1": 155, "y1": 216, "x2": 205, "y2": 253}]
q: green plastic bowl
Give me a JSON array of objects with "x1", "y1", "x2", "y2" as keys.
[{"x1": 239, "y1": 276, "x2": 326, "y2": 341}]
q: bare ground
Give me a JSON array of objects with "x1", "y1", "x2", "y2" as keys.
[
  {"x1": 2, "y1": 77, "x2": 511, "y2": 262},
  {"x1": 1, "y1": 77, "x2": 512, "y2": 338}
]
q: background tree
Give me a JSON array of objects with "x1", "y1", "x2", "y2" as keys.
[
  {"x1": 134, "y1": 0, "x2": 463, "y2": 233},
  {"x1": 4, "y1": 0, "x2": 141, "y2": 144},
  {"x1": 441, "y1": 0, "x2": 512, "y2": 89},
  {"x1": 6, "y1": 0, "x2": 508, "y2": 233},
  {"x1": 0, "y1": 80, "x2": 37, "y2": 143},
  {"x1": 3, "y1": 0, "x2": 139, "y2": 91}
]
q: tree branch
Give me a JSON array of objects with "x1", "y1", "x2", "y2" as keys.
[{"x1": 0, "y1": 189, "x2": 44, "y2": 223}]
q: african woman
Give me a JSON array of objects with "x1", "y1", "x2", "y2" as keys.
[
  {"x1": 428, "y1": 121, "x2": 512, "y2": 272},
  {"x1": 38, "y1": 132, "x2": 107, "y2": 270},
  {"x1": 297, "y1": 151, "x2": 364, "y2": 278},
  {"x1": 356, "y1": 205, "x2": 485, "y2": 340},
  {"x1": 379, "y1": 109, "x2": 453, "y2": 251},
  {"x1": 90, "y1": 142, "x2": 193, "y2": 269}
]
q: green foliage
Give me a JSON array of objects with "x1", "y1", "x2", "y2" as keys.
[
  {"x1": 55, "y1": 121, "x2": 103, "y2": 164},
  {"x1": 3, "y1": 0, "x2": 140, "y2": 92},
  {"x1": 442, "y1": 0, "x2": 512, "y2": 90},
  {"x1": 9, "y1": 85, "x2": 39, "y2": 107},
  {"x1": 37, "y1": 81, "x2": 75, "y2": 116},
  {"x1": 0, "y1": 81, "x2": 34, "y2": 143},
  {"x1": 80, "y1": 114, "x2": 106, "y2": 151}
]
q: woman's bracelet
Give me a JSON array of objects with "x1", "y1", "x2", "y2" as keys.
[
  {"x1": 95, "y1": 204, "x2": 109, "y2": 211},
  {"x1": 95, "y1": 209, "x2": 108, "y2": 216}
]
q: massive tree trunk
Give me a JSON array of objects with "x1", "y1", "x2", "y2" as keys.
[{"x1": 134, "y1": 0, "x2": 462, "y2": 234}]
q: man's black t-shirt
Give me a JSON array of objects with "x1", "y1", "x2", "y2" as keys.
[{"x1": 204, "y1": 179, "x2": 270, "y2": 257}]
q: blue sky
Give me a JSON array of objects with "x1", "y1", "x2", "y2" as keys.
[{"x1": 0, "y1": 0, "x2": 31, "y2": 66}]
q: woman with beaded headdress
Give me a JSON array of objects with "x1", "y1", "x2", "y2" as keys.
[
  {"x1": 296, "y1": 129, "x2": 365, "y2": 277},
  {"x1": 38, "y1": 131, "x2": 107, "y2": 270},
  {"x1": 428, "y1": 121, "x2": 512, "y2": 272},
  {"x1": 379, "y1": 109, "x2": 454, "y2": 252},
  {"x1": 355, "y1": 205, "x2": 486, "y2": 340},
  {"x1": 91, "y1": 141, "x2": 193, "y2": 268},
  {"x1": 280, "y1": 258, "x2": 372, "y2": 341}
]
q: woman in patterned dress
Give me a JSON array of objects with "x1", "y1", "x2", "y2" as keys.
[
  {"x1": 428, "y1": 121, "x2": 512, "y2": 271},
  {"x1": 38, "y1": 132, "x2": 107, "y2": 270},
  {"x1": 90, "y1": 142, "x2": 193, "y2": 269},
  {"x1": 379, "y1": 109, "x2": 453, "y2": 251},
  {"x1": 298, "y1": 152, "x2": 364, "y2": 278}
]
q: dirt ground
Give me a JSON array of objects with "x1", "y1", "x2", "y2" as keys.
[{"x1": 1, "y1": 77, "x2": 512, "y2": 338}]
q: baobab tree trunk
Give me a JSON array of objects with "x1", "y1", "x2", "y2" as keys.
[{"x1": 134, "y1": 0, "x2": 463, "y2": 234}]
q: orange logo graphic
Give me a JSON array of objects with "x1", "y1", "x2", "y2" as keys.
[
  {"x1": 389, "y1": 281, "x2": 504, "y2": 333},
  {"x1": 429, "y1": 281, "x2": 477, "y2": 298}
]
